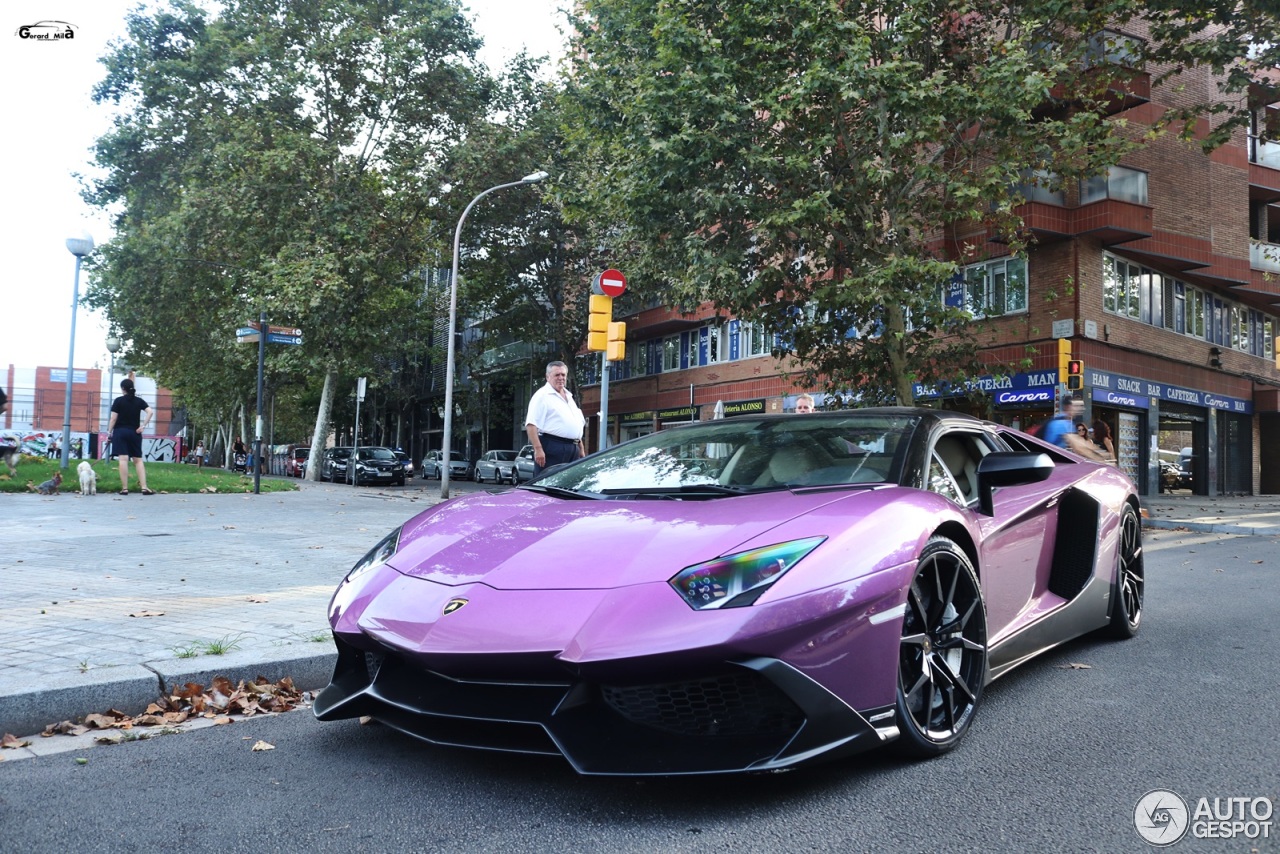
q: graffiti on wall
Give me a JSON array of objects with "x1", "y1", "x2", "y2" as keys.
[
  {"x1": 95, "y1": 433, "x2": 180, "y2": 463},
  {"x1": 0, "y1": 431, "x2": 89, "y2": 459}
]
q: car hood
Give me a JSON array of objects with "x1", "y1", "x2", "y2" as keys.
[{"x1": 390, "y1": 487, "x2": 879, "y2": 590}]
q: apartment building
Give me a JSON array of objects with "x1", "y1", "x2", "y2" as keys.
[{"x1": 573, "y1": 32, "x2": 1280, "y2": 497}]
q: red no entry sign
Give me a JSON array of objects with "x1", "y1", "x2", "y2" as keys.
[{"x1": 594, "y1": 268, "x2": 627, "y2": 298}]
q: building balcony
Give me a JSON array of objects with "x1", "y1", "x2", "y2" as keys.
[{"x1": 477, "y1": 340, "x2": 548, "y2": 373}]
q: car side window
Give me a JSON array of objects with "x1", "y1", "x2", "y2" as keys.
[
  {"x1": 928, "y1": 432, "x2": 995, "y2": 507},
  {"x1": 928, "y1": 453, "x2": 966, "y2": 505}
]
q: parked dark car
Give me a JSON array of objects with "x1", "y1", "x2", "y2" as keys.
[
  {"x1": 473, "y1": 450, "x2": 517, "y2": 483},
  {"x1": 393, "y1": 450, "x2": 413, "y2": 479},
  {"x1": 511, "y1": 444, "x2": 536, "y2": 484},
  {"x1": 320, "y1": 447, "x2": 353, "y2": 482},
  {"x1": 286, "y1": 447, "x2": 310, "y2": 478},
  {"x1": 421, "y1": 450, "x2": 470, "y2": 480},
  {"x1": 348, "y1": 447, "x2": 406, "y2": 486}
]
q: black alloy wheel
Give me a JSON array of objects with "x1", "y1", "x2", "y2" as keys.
[
  {"x1": 895, "y1": 536, "x2": 988, "y2": 758},
  {"x1": 1107, "y1": 504, "x2": 1144, "y2": 638}
]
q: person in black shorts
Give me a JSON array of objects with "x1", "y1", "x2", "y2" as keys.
[{"x1": 107, "y1": 376, "x2": 153, "y2": 495}]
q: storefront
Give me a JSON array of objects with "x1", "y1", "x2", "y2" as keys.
[
  {"x1": 617, "y1": 410, "x2": 655, "y2": 443},
  {"x1": 1085, "y1": 369, "x2": 1253, "y2": 496},
  {"x1": 909, "y1": 366, "x2": 1253, "y2": 496}
]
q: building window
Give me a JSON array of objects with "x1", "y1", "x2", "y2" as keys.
[
  {"x1": 662, "y1": 335, "x2": 680, "y2": 372},
  {"x1": 1084, "y1": 29, "x2": 1144, "y2": 68},
  {"x1": 1103, "y1": 252, "x2": 1279, "y2": 360},
  {"x1": 952, "y1": 257, "x2": 1028, "y2": 318},
  {"x1": 1081, "y1": 165, "x2": 1149, "y2": 205},
  {"x1": 706, "y1": 324, "x2": 723, "y2": 364},
  {"x1": 627, "y1": 339, "x2": 647, "y2": 378},
  {"x1": 1015, "y1": 169, "x2": 1065, "y2": 205}
]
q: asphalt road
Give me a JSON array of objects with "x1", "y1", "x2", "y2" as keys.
[{"x1": 2, "y1": 528, "x2": 1276, "y2": 853}]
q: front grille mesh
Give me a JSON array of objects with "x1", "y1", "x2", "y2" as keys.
[{"x1": 601, "y1": 671, "x2": 803, "y2": 737}]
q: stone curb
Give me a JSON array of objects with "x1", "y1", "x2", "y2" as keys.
[
  {"x1": 1142, "y1": 519, "x2": 1279, "y2": 537},
  {"x1": 0, "y1": 652, "x2": 335, "y2": 738}
]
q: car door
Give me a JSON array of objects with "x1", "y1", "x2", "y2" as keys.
[{"x1": 926, "y1": 428, "x2": 1061, "y2": 644}]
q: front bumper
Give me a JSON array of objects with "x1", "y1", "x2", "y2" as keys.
[{"x1": 314, "y1": 637, "x2": 897, "y2": 776}]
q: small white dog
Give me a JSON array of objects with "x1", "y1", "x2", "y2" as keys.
[{"x1": 77, "y1": 460, "x2": 97, "y2": 495}]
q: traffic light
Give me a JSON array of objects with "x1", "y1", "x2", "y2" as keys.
[
  {"x1": 588, "y1": 294, "x2": 612, "y2": 352},
  {"x1": 1057, "y1": 338, "x2": 1072, "y2": 384},
  {"x1": 606, "y1": 321, "x2": 626, "y2": 362},
  {"x1": 1067, "y1": 359, "x2": 1084, "y2": 390}
]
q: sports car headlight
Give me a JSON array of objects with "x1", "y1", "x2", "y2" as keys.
[
  {"x1": 346, "y1": 526, "x2": 402, "y2": 580},
  {"x1": 669, "y1": 537, "x2": 826, "y2": 610}
]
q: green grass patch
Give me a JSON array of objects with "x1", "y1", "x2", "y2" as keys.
[{"x1": 0, "y1": 456, "x2": 299, "y2": 495}]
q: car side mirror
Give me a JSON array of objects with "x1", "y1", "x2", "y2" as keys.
[{"x1": 975, "y1": 452, "x2": 1054, "y2": 516}]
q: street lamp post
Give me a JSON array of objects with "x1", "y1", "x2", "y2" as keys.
[
  {"x1": 61, "y1": 231, "x2": 95, "y2": 470},
  {"x1": 441, "y1": 170, "x2": 548, "y2": 499},
  {"x1": 104, "y1": 336, "x2": 121, "y2": 443}
]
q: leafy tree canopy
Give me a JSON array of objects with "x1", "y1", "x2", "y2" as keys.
[
  {"x1": 561, "y1": 0, "x2": 1278, "y2": 403},
  {"x1": 83, "y1": 0, "x2": 498, "y2": 451}
]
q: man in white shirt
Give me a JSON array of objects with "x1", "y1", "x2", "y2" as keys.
[{"x1": 524, "y1": 360, "x2": 587, "y2": 475}]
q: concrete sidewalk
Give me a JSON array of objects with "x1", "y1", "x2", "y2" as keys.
[
  {"x1": 0, "y1": 478, "x2": 452, "y2": 741},
  {"x1": 1, "y1": 479, "x2": 1277, "y2": 742}
]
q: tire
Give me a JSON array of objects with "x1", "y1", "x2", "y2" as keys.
[
  {"x1": 1106, "y1": 504, "x2": 1144, "y2": 639},
  {"x1": 894, "y1": 536, "x2": 988, "y2": 758}
]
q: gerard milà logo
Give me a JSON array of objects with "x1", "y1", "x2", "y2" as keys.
[{"x1": 15, "y1": 20, "x2": 78, "y2": 41}]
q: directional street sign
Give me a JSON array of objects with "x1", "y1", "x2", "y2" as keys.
[
  {"x1": 266, "y1": 332, "x2": 302, "y2": 345},
  {"x1": 236, "y1": 321, "x2": 301, "y2": 344}
]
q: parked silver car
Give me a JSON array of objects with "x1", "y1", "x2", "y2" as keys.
[
  {"x1": 421, "y1": 449, "x2": 470, "y2": 480},
  {"x1": 473, "y1": 449, "x2": 517, "y2": 483},
  {"x1": 512, "y1": 444, "x2": 537, "y2": 484}
]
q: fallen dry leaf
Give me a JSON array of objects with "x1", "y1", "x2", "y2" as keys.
[
  {"x1": 212, "y1": 716, "x2": 234, "y2": 726},
  {"x1": 1251, "y1": 560, "x2": 1264, "y2": 564},
  {"x1": 1060, "y1": 662, "x2": 1093, "y2": 670},
  {"x1": 246, "y1": 596, "x2": 268, "y2": 603},
  {"x1": 39, "y1": 676, "x2": 308, "y2": 739},
  {"x1": 128, "y1": 610, "x2": 165, "y2": 618},
  {"x1": 2, "y1": 733, "x2": 32, "y2": 749},
  {"x1": 222, "y1": 524, "x2": 236, "y2": 530},
  {"x1": 251, "y1": 740, "x2": 275, "y2": 752}
]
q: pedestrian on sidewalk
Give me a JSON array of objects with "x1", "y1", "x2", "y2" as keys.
[
  {"x1": 524, "y1": 360, "x2": 586, "y2": 476},
  {"x1": 107, "y1": 376, "x2": 153, "y2": 496}
]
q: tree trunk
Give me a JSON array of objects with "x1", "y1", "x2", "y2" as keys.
[
  {"x1": 883, "y1": 303, "x2": 913, "y2": 405},
  {"x1": 305, "y1": 369, "x2": 337, "y2": 481}
]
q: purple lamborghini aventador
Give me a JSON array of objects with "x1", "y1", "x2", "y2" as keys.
[{"x1": 315, "y1": 407, "x2": 1143, "y2": 775}]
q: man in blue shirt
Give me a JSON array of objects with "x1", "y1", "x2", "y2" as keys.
[{"x1": 1041, "y1": 394, "x2": 1083, "y2": 451}]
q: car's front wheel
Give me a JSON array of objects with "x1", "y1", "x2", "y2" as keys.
[
  {"x1": 1106, "y1": 504, "x2": 1144, "y2": 639},
  {"x1": 895, "y1": 536, "x2": 988, "y2": 758}
]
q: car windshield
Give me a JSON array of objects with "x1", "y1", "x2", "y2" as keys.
[
  {"x1": 534, "y1": 413, "x2": 917, "y2": 495},
  {"x1": 356, "y1": 448, "x2": 396, "y2": 461},
  {"x1": 491, "y1": 451, "x2": 516, "y2": 461}
]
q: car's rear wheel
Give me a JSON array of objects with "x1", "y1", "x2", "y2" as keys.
[
  {"x1": 895, "y1": 536, "x2": 987, "y2": 758},
  {"x1": 1106, "y1": 504, "x2": 1144, "y2": 639}
]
